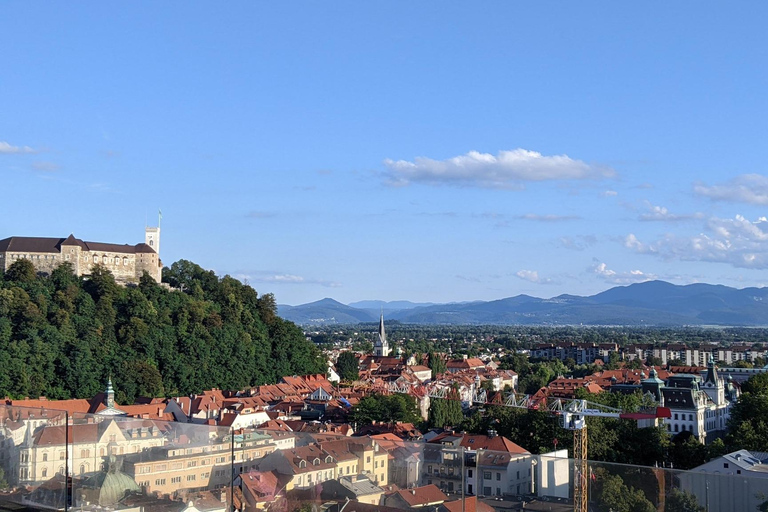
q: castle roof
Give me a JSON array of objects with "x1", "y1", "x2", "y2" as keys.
[{"x1": 0, "y1": 235, "x2": 156, "y2": 254}]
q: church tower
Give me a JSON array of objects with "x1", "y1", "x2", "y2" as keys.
[
  {"x1": 373, "y1": 313, "x2": 390, "y2": 357},
  {"x1": 702, "y1": 356, "x2": 725, "y2": 405}
]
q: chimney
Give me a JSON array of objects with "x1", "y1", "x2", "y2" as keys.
[{"x1": 411, "y1": 489, "x2": 416, "y2": 495}]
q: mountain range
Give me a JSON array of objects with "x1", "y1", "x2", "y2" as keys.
[{"x1": 277, "y1": 281, "x2": 768, "y2": 326}]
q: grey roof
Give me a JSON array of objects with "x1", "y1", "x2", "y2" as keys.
[
  {"x1": 662, "y1": 388, "x2": 696, "y2": 409},
  {"x1": 0, "y1": 235, "x2": 156, "y2": 255},
  {"x1": 339, "y1": 475, "x2": 384, "y2": 496}
]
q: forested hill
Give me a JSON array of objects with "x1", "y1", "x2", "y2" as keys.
[{"x1": 0, "y1": 259, "x2": 325, "y2": 404}]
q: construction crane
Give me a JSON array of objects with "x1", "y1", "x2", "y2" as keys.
[{"x1": 388, "y1": 380, "x2": 670, "y2": 512}]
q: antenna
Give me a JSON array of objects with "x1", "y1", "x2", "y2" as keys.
[{"x1": 158, "y1": 209, "x2": 162, "y2": 229}]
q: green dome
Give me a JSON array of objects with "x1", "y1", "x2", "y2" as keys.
[{"x1": 82, "y1": 463, "x2": 141, "y2": 506}]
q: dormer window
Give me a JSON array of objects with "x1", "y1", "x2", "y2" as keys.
[
  {"x1": 299, "y1": 460, "x2": 306, "y2": 468},
  {"x1": 325, "y1": 456, "x2": 333, "y2": 463},
  {"x1": 313, "y1": 458, "x2": 320, "y2": 466}
]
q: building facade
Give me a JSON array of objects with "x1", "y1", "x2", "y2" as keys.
[{"x1": 0, "y1": 227, "x2": 162, "y2": 283}]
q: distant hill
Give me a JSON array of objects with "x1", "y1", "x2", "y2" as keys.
[
  {"x1": 278, "y1": 281, "x2": 768, "y2": 326},
  {"x1": 277, "y1": 298, "x2": 377, "y2": 325}
]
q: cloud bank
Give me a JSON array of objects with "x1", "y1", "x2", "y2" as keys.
[
  {"x1": 384, "y1": 149, "x2": 614, "y2": 188},
  {"x1": 694, "y1": 174, "x2": 768, "y2": 205},
  {"x1": 625, "y1": 215, "x2": 768, "y2": 269},
  {"x1": 239, "y1": 272, "x2": 341, "y2": 288},
  {"x1": 590, "y1": 259, "x2": 656, "y2": 284},
  {"x1": 515, "y1": 270, "x2": 554, "y2": 284},
  {"x1": 0, "y1": 141, "x2": 37, "y2": 154}
]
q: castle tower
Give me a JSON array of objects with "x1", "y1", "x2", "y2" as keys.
[
  {"x1": 145, "y1": 226, "x2": 160, "y2": 255},
  {"x1": 374, "y1": 313, "x2": 390, "y2": 357}
]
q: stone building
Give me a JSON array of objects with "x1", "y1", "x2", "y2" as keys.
[{"x1": 0, "y1": 227, "x2": 162, "y2": 283}]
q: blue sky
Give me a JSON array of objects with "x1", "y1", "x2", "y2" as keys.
[{"x1": 3, "y1": 3, "x2": 768, "y2": 305}]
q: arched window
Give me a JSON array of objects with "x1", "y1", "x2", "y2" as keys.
[
  {"x1": 123, "y1": 257, "x2": 128, "y2": 265},
  {"x1": 102, "y1": 256, "x2": 107, "y2": 263},
  {"x1": 80, "y1": 465, "x2": 85, "y2": 475},
  {"x1": 100, "y1": 448, "x2": 105, "y2": 457},
  {"x1": 93, "y1": 255, "x2": 98, "y2": 263},
  {"x1": 42, "y1": 468, "x2": 48, "y2": 478},
  {"x1": 149, "y1": 240, "x2": 154, "y2": 247}
]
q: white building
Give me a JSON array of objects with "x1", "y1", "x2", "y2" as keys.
[{"x1": 678, "y1": 450, "x2": 768, "y2": 512}]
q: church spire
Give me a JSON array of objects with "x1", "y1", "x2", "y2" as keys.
[
  {"x1": 705, "y1": 355, "x2": 719, "y2": 385},
  {"x1": 374, "y1": 312, "x2": 389, "y2": 357},
  {"x1": 105, "y1": 378, "x2": 115, "y2": 409}
]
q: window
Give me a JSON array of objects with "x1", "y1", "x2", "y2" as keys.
[
  {"x1": 483, "y1": 487, "x2": 492, "y2": 496},
  {"x1": 155, "y1": 479, "x2": 166, "y2": 486},
  {"x1": 187, "y1": 475, "x2": 196, "y2": 481},
  {"x1": 483, "y1": 471, "x2": 492, "y2": 479},
  {"x1": 42, "y1": 453, "x2": 48, "y2": 462},
  {"x1": 42, "y1": 468, "x2": 48, "y2": 477},
  {"x1": 468, "y1": 469, "x2": 473, "y2": 478},
  {"x1": 674, "y1": 413, "x2": 678, "y2": 420},
  {"x1": 724, "y1": 463, "x2": 729, "y2": 468},
  {"x1": 171, "y1": 477, "x2": 181, "y2": 484},
  {"x1": 93, "y1": 255, "x2": 98, "y2": 263}
]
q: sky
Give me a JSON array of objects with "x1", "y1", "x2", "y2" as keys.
[{"x1": 2, "y1": 3, "x2": 768, "y2": 306}]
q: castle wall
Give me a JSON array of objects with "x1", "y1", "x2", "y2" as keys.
[{"x1": 1, "y1": 244, "x2": 161, "y2": 283}]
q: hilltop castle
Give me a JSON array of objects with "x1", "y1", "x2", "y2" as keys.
[{"x1": 0, "y1": 226, "x2": 162, "y2": 283}]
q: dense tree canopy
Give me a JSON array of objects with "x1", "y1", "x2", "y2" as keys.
[
  {"x1": 349, "y1": 393, "x2": 421, "y2": 425},
  {"x1": 0, "y1": 259, "x2": 325, "y2": 403},
  {"x1": 335, "y1": 351, "x2": 359, "y2": 382}
]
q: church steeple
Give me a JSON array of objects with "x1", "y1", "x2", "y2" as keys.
[
  {"x1": 705, "y1": 355, "x2": 719, "y2": 385},
  {"x1": 374, "y1": 312, "x2": 390, "y2": 357},
  {"x1": 105, "y1": 378, "x2": 115, "y2": 409}
]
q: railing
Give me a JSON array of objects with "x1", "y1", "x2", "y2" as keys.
[{"x1": 0, "y1": 404, "x2": 764, "y2": 512}]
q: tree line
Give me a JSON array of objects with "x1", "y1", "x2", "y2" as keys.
[{"x1": 0, "y1": 259, "x2": 325, "y2": 404}]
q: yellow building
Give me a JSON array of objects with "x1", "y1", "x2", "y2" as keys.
[
  {"x1": 13, "y1": 419, "x2": 165, "y2": 485},
  {"x1": 123, "y1": 432, "x2": 275, "y2": 495}
]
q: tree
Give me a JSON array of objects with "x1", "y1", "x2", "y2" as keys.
[
  {"x1": 336, "y1": 351, "x2": 359, "y2": 382},
  {"x1": 4, "y1": 259, "x2": 37, "y2": 283},
  {"x1": 598, "y1": 474, "x2": 655, "y2": 512},
  {"x1": 665, "y1": 488, "x2": 705, "y2": 512},
  {"x1": 741, "y1": 372, "x2": 768, "y2": 395},
  {"x1": 350, "y1": 393, "x2": 420, "y2": 425},
  {"x1": 725, "y1": 392, "x2": 768, "y2": 452},
  {"x1": 428, "y1": 352, "x2": 446, "y2": 378},
  {"x1": 428, "y1": 397, "x2": 464, "y2": 429}
]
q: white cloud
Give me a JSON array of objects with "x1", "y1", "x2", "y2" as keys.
[
  {"x1": 560, "y1": 235, "x2": 598, "y2": 251},
  {"x1": 639, "y1": 202, "x2": 702, "y2": 222},
  {"x1": 517, "y1": 213, "x2": 581, "y2": 222},
  {"x1": 31, "y1": 161, "x2": 60, "y2": 172},
  {"x1": 625, "y1": 215, "x2": 768, "y2": 269},
  {"x1": 601, "y1": 190, "x2": 618, "y2": 197},
  {"x1": 694, "y1": 174, "x2": 768, "y2": 205},
  {"x1": 515, "y1": 270, "x2": 554, "y2": 284},
  {"x1": 383, "y1": 148, "x2": 614, "y2": 188},
  {"x1": 0, "y1": 141, "x2": 37, "y2": 154},
  {"x1": 240, "y1": 272, "x2": 341, "y2": 288},
  {"x1": 590, "y1": 259, "x2": 655, "y2": 284}
]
